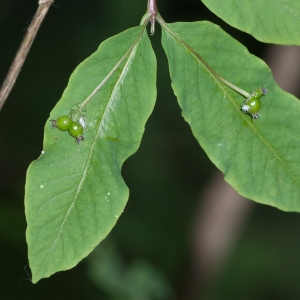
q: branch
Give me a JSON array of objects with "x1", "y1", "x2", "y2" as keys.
[
  {"x1": 147, "y1": 0, "x2": 157, "y2": 35},
  {"x1": 0, "y1": 0, "x2": 54, "y2": 111}
]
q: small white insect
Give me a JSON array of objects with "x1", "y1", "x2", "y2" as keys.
[
  {"x1": 241, "y1": 104, "x2": 250, "y2": 113},
  {"x1": 78, "y1": 116, "x2": 87, "y2": 129}
]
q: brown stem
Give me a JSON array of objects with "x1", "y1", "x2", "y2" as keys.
[
  {"x1": 147, "y1": 0, "x2": 157, "y2": 35},
  {"x1": 0, "y1": 0, "x2": 54, "y2": 111}
]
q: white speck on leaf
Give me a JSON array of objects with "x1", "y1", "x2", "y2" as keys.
[{"x1": 79, "y1": 117, "x2": 86, "y2": 129}]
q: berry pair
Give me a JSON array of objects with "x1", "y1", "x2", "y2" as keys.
[
  {"x1": 241, "y1": 87, "x2": 267, "y2": 119},
  {"x1": 51, "y1": 115, "x2": 84, "y2": 144}
]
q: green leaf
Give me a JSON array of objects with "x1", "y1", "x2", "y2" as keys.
[
  {"x1": 201, "y1": 0, "x2": 300, "y2": 45},
  {"x1": 25, "y1": 25, "x2": 157, "y2": 283},
  {"x1": 160, "y1": 21, "x2": 300, "y2": 211}
]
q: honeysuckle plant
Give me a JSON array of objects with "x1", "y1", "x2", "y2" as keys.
[{"x1": 25, "y1": 0, "x2": 300, "y2": 283}]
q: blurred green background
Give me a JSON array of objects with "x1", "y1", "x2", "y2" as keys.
[{"x1": 1, "y1": 0, "x2": 300, "y2": 299}]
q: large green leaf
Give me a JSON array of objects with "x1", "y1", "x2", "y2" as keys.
[
  {"x1": 160, "y1": 20, "x2": 300, "y2": 211},
  {"x1": 201, "y1": 0, "x2": 300, "y2": 45},
  {"x1": 25, "y1": 25, "x2": 156, "y2": 283}
]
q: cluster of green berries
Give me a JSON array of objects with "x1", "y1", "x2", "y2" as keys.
[
  {"x1": 241, "y1": 87, "x2": 267, "y2": 119},
  {"x1": 50, "y1": 114, "x2": 85, "y2": 144}
]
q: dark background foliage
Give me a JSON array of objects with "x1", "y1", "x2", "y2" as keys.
[{"x1": 1, "y1": 0, "x2": 300, "y2": 299}]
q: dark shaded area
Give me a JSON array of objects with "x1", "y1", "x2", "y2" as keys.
[{"x1": 1, "y1": 0, "x2": 300, "y2": 299}]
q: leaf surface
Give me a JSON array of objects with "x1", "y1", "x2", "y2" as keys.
[
  {"x1": 201, "y1": 0, "x2": 300, "y2": 45},
  {"x1": 161, "y1": 21, "x2": 300, "y2": 211},
  {"x1": 25, "y1": 25, "x2": 156, "y2": 283}
]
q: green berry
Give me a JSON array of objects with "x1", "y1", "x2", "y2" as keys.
[
  {"x1": 247, "y1": 98, "x2": 261, "y2": 119},
  {"x1": 50, "y1": 115, "x2": 72, "y2": 131},
  {"x1": 252, "y1": 89, "x2": 263, "y2": 100},
  {"x1": 241, "y1": 98, "x2": 261, "y2": 119},
  {"x1": 68, "y1": 122, "x2": 84, "y2": 144},
  {"x1": 69, "y1": 122, "x2": 84, "y2": 137},
  {"x1": 251, "y1": 87, "x2": 267, "y2": 100}
]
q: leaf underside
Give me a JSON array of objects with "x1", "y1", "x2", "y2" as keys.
[
  {"x1": 202, "y1": 0, "x2": 300, "y2": 45},
  {"x1": 161, "y1": 21, "x2": 300, "y2": 211},
  {"x1": 25, "y1": 25, "x2": 157, "y2": 283}
]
